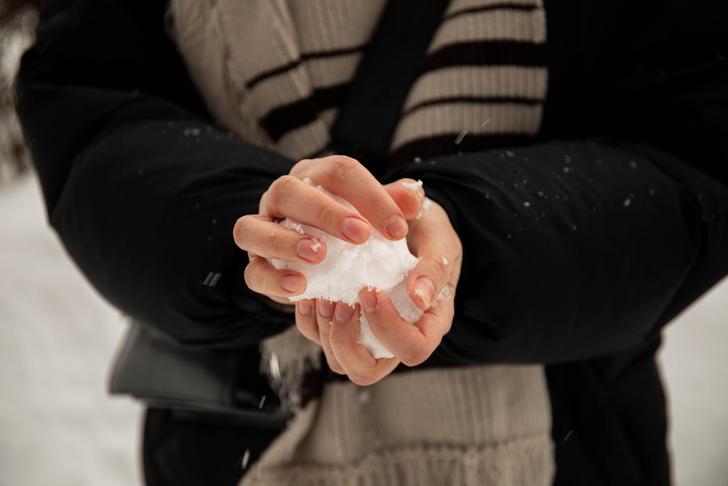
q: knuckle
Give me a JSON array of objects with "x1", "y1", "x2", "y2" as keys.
[
  {"x1": 268, "y1": 175, "x2": 296, "y2": 208},
  {"x1": 314, "y1": 200, "x2": 342, "y2": 228},
  {"x1": 266, "y1": 228, "x2": 284, "y2": 252},
  {"x1": 369, "y1": 314, "x2": 394, "y2": 334},
  {"x1": 295, "y1": 320, "x2": 311, "y2": 339},
  {"x1": 328, "y1": 326, "x2": 347, "y2": 347},
  {"x1": 317, "y1": 317, "x2": 332, "y2": 336},
  {"x1": 348, "y1": 372, "x2": 375, "y2": 387},
  {"x1": 401, "y1": 346, "x2": 429, "y2": 367},
  {"x1": 429, "y1": 258, "x2": 449, "y2": 285},
  {"x1": 232, "y1": 216, "x2": 251, "y2": 246},
  {"x1": 290, "y1": 159, "x2": 312, "y2": 176},
  {"x1": 258, "y1": 190, "x2": 270, "y2": 213},
  {"x1": 294, "y1": 318, "x2": 307, "y2": 334},
  {"x1": 327, "y1": 358, "x2": 345, "y2": 374},
  {"x1": 243, "y1": 263, "x2": 260, "y2": 291},
  {"x1": 453, "y1": 237, "x2": 463, "y2": 258},
  {"x1": 327, "y1": 156, "x2": 357, "y2": 181},
  {"x1": 297, "y1": 323, "x2": 319, "y2": 344}
]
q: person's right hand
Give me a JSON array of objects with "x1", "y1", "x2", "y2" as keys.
[{"x1": 233, "y1": 155, "x2": 424, "y2": 305}]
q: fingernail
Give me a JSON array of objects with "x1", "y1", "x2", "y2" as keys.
[
  {"x1": 296, "y1": 238, "x2": 323, "y2": 262},
  {"x1": 414, "y1": 276, "x2": 436, "y2": 308},
  {"x1": 334, "y1": 304, "x2": 355, "y2": 322},
  {"x1": 341, "y1": 217, "x2": 371, "y2": 243},
  {"x1": 298, "y1": 300, "x2": 312, "y2": 316},
  {"x1": 384, "y1": 215, "x2": 408, "y2": 239},
  {"x1": 280, "y1": 274, "x2": 305, "y2": 293},
  {"x1": 359, "y1": 288, "x2": 378, "y2": 312},
  {"x1": 318, "y1": 300, "x2": 334, "y2": 318}
]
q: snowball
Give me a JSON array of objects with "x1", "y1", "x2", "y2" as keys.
[{"x1": 269, "y1": 185, "x2": 422, "y2": 358}]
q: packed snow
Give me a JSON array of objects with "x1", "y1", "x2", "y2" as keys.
[{"x1": 269, "y1": 183, "x2": 422, "y2": 358}]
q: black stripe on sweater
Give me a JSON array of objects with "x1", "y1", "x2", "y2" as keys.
[
  {"x1": 402, "y1": 95, "x2": 543, "y2": 117},
  {"x1": 260, "y1": 83, "x2": 349, "y2": 142},
  {"x1": 422, "y1": 41, "x2": 547, "y2": 74},
  {"x1": 443, "y1": 3, "x2": 540, "y2": 23},
  {"x1": 246, "y1": 45, "x2": 365, "y2": 90},
  {"x1": 389, "y1": 132, "x2": 534, "y2": 165}
]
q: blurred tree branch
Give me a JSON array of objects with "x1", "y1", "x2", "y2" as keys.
[{"x1": 0, "y1": 1, "x2": 38, "y2": 185}]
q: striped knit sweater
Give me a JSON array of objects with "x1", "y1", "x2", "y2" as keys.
[{"x1": 168, "y1": 0, "x2": 547, "y2": 163}]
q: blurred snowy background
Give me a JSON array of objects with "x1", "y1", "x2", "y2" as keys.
[{"x1": 0, "y1": 9, "x2": 726, "y2": 486}]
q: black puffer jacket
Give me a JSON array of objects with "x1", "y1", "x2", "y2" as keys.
[{"x1": 16, "y1": 1, "x2": 728, "y2": 485}]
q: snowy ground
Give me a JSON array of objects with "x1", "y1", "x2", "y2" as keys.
[
  {"x1": 0, "y1": 176, "x2": 141, "y2": 486},
  {"x1": 0, "y1": 174, "x2": 726, "y2": 486}
]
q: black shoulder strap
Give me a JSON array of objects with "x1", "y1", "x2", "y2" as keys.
[{"x1": 330, "y1": 0, "x2": 450, "y2": 174}]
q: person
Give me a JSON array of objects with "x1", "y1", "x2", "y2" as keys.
[{"x1": 14, "y1": 0, "x2": 728, "y2": 485}]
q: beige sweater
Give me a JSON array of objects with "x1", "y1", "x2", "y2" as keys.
[
  {"x1": 167, "y1": 1, "x2": 553, "y2": 484},
  {"x1": 241, "y1": 365, "x2": 553, "y2": 486}
]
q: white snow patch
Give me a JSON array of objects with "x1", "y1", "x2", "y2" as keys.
[
  {"x1": 401, "y1": 179, "x2": 423, "y2": 191},
  {"x1": 282, "y1": 220, "x2": 304, "y2": 235},
  {"x1": 269, "y1": 184, "x2": 423, "y2": 358}
]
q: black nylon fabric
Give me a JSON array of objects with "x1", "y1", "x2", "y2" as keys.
[
  {"x1": 330, "y1": 0, "x2": 450, "y2": 171},
  {"x1": 15, "y1": 0, "x2": 728, "y2": 484}
]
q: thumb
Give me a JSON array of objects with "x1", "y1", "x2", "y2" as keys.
[
  {"x1": 405, "y1": 199, "x2": 461, "y2": 309},
  {"x1": 383, "y1": 178, "x2": 425, "y2": 221}
]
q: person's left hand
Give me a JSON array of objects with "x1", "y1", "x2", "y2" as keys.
[{"x1": 294, "y1": 197, "x2": 462, "y2": 385}]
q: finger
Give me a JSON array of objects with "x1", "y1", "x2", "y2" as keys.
[
  {"x1": 260, "y1": 175, "x2": 372, "y2": 244},
  {"x1": 359, "y1": 288, "x2": 441, "y2": 367},
  {"x1": 295, "y1": 299, "x2": 320, "y2": 344},
  {"x1": 244, "y1": 256, "x2": 306, "y2": 298},
  {"x1": 406, "y1": 206, "x2": 462, "y2": 309},
  {"x1": 329, "y1": 302, "x2": 399, "y2": 386},
  {"x1": 233, "y1": 214, "x2": 327, "y2": 264},
  {"x1": 415, "y1": 285, "x2": 456, "y2": 341},
  {"x1": 383, "y1": 178, "x2": 425, "y2": 221},
  {"x1": 316, "y1": 299, "x2": 345, "y2": 374},
  {"x1": 291, "y1": 156, "x2": 409, "y2": 240}
]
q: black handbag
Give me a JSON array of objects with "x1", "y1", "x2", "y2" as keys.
[
  {"x1": 110, "y1": 321, "x2": 291, "y2": 426},
  {"x1": 109, "y1": 0, "x2": 450, "y2": 419}
]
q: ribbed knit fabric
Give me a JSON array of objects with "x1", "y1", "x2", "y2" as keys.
[
  {"x1": 241, "y1": 365, "x2": 553, "y2": 486},
  {"x1": 168, "y1": 0, "x2": 547, "y2": 161}
]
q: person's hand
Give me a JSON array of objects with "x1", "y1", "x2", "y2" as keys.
[
  {"x1": 233, "y1": 155, "x2": 424, "y2": 305},
  {"x1": 294, "y1": 198, "x2": 462, "y2": 385}
]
